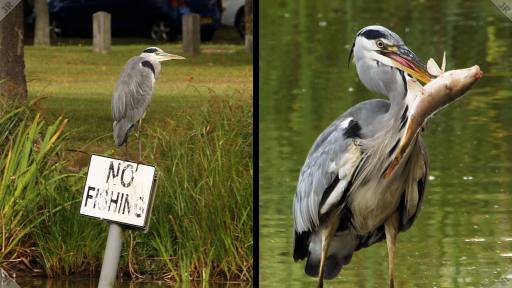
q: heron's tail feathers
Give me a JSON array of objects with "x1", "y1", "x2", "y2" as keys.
[
  {"x1": 113, "y1": 120, "x2": 134, "y2": 147},
  {"x1": 293, "y1": 231, "x2": 310, "y2": 261},
  {"x1": 304, "y1": 231, "x2": 359, "y2": 280}
]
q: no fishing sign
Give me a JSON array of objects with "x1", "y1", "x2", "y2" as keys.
[{"x1": 80, "y1": 155, "x2": 158, "y2": 230}]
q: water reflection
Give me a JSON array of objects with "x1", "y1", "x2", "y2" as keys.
[{"x1": 260, "y1": 0, "x2": 512, "y2": 287}]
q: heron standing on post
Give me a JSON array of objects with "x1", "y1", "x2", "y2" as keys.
[
  {"x1": 293, "y1": 26, "x2": 436, "y2": 287},
  {"x1": 112, "y1": 47, "x2": 185, "y2": 161}
]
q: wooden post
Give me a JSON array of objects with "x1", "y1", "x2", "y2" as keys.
[
  {"x1": 93, "y1": 11, "x2": 111, "y2": 54},
  {"x1": 34, "y1": 0, "x2": 50, "y2": 46},
  {"x1": 182, "y1": 13, "x2": 200, "y2": 56},
  {"x1": 245, "y1": 0, "x2": 253, "y2": 54}
]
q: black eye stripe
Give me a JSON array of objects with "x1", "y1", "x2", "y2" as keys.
[
  {"x1": 143, "y1": 48, "x2": 158, "y2": 53},
  {"x1": 358, "y1": 29, "x2": 386, "y2": 40}
]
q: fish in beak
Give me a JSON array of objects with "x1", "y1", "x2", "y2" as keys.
[
  {"x1": 380, "y1": 45, "x2": 433, "y2": 84},
  {"x1": 382, "y1": 65, "x2": 483, "y2": 179}
]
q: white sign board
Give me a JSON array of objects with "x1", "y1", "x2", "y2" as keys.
[{"x1": 80, "y1": 155, "x2": 157, "y2": 229}]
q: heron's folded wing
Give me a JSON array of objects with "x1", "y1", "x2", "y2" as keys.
[
  {"x1": 293, "y1": 117, "x2": 362, "y2": 233},
  {"x1": 112, "y1": 57, "x2": 155, "y2": 124}
]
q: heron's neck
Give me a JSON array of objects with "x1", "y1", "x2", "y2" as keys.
[
  {"x1": 142, "y1": 57, "x2": 162, "y2": 79},
  {"x1": 383, "y1": 69, "x2": 408, "y2": 123},
  {"x1": 355, "y1": 59, "x2": 408, "y2": 120}
]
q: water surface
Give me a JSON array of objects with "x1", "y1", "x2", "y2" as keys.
[{"x1": 260, "y1": 1, "x2": 512, "y2": 287}]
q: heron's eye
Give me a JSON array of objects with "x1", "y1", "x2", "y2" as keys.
[{"x1": 376, "y1": 40, "x2": 385, "y2": 49}]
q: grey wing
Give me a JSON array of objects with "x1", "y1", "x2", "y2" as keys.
[
  {"x1": 112, "y1": 56, "x2": 155, "y2": 123},
  {"x1": 293, "y1": 116, "x2": 362, "y2": 234},
  {"x1": 112, "y1": 57, "x2": 155, "y2": 146}
]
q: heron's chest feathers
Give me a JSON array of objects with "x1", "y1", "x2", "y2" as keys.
[
  {"x1": 348, "y1": 174, "x2": 405, "y2": 233},
  {"x1": 348, "y1": 136, "x2": 425, "y2": 233},
  {"x1": 347, "y1": 102, "x2": 423, "y2": 232}
]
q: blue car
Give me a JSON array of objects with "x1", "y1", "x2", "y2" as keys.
[{"x1": 48, "y1": 0, "x2": 220, "y2": 41}]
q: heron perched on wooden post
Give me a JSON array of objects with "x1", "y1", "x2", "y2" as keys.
[
  {"x1": 112, "y1": 47, "x2": 185, "y2": 161},
  {"x1": 292, "y1": 25, "x2": 449, "y2": 288}
]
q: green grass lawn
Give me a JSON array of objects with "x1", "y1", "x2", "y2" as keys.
[{"x1": 25, "y1": 43, "x2": 253, "y2": 151}]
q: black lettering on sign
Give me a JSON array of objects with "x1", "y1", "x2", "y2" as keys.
[
  {"x1": 135, "y1": 196, "x2": 145, "y2": 218},
  {"x1": 95, "y1": 189, "x2": 108, "y2": 211},
  {"x1": 122, "y1": 196, "x2": 130, "y2": 214},
  {"x1": 121, "y1": 164, "x2": 134, "y2": 188},
  {"x1": 117, "y1": 193, "x2": 125, "y2": 213},
  {"x1": 84, "y1": 186, "x2": 95, "y2": 207},
  {"x1": 109, "y1": 191, "x2": 120, "y2": 212},
  {"x1": 93, "y1": 188, "x2": 100, "y2": 208},
  {"x1": 106, "y1": 161, "x2": 121, "y2": 183}
]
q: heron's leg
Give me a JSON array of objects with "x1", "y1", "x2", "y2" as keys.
[
  {"x1": 137, "y1": 118, "x2": 143, "y2": 164},
  {"x1": 317, "y1": 213, "x2": 340, "y2": 288},
  {"x1": 124, "y1": 140, "x2": 129, "y2": 161},
  {"x1": 384, "y1": 212, "x2": 399, "y2": 288}
]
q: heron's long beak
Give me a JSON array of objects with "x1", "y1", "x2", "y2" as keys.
[
  {"x1": 381, "y1": 45, "x2": 432, "y2": 84},
  {"x1": 158, "y1": 52, "x2": 186, "y2": 61}
]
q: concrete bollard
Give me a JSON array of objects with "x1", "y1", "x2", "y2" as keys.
[
  {"x1": 93, "y1": 11, "x2": 111, "y2": 54},
  {"x1": 34, "y1": 0, "x2": 50, "y2": 46},
  {"x1": 182, "y1": 13, "x2": 200, "y2": 56},
  {"x1": 245, "y1": 0, "x2": 253, "y2": 54}
]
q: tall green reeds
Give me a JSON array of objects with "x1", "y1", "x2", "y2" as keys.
[
  {"x1": 0, "y1": 100, "x2": 69, "y2": 265},
  {"x1": 143, "y1": 95, "x2": 253, "y2": 283}
]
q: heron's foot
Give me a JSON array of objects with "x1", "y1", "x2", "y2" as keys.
[{"x1": 317, "y1": 279, "x2": 323, "y2": 288}]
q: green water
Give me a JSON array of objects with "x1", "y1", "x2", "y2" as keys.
[{"x1": 260, "y1": 1, "x2": 512, "y2": 287}]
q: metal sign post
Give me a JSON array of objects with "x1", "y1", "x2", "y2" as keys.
[
  {"x1": 98, "y1": 223, "x2": 123, "y2": 288},
  {"x1": 80, "y1": 154, "x2": 158, "y2": 287}
]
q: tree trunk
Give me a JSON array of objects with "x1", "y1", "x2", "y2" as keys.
[
  {"x1": 34, "y1": 0, "x2": 50, "y2": 46},
  {"x1": 0, "y1": 1, "x2": 28, "y2": 103}
]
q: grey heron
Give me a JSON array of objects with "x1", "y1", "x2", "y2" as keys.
[
  {"x1": 293, "y1": 26, "x2": 436, "y2": 288},
  {"x1": 112, "y1": 47, "x2": 185, "y2": 161}
]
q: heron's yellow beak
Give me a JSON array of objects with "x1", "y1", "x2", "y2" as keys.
[
  {"x1": 381, "y1": 46, "x2": 432, "y2": 84},
  {"x1": 158, "y1": 53, "x2": 186, "y2": 61}
]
